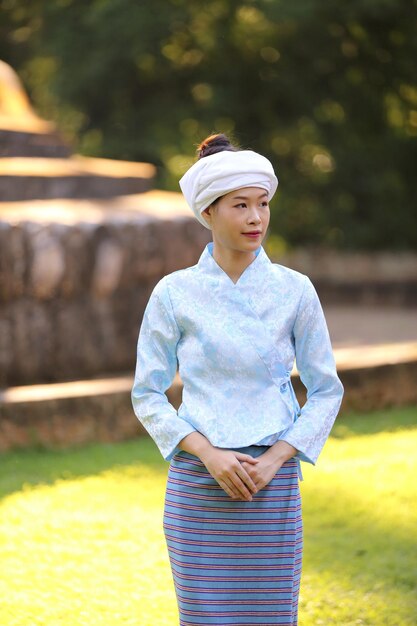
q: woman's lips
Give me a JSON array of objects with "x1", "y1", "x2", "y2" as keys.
[{"x1": 242, "y1": 232, "x2": 261, "y2": 238}]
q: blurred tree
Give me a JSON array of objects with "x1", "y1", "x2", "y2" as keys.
[{"x1": 1, "y1": 0, "x2": 416, "y2": 250}]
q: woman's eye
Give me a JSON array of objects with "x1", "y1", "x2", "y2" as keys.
[{"x1": 234, "y1": 201, "x2": 268, "y2": 208}]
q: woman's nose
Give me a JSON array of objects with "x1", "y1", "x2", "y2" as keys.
[{"x1": 248, "y1": 207, "x2": 262, "y2": 222}]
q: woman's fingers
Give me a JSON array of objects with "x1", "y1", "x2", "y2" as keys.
[
  {"x1": 220, "y1": 478, "x2": 242, "y2": 500},
  {"x1": 241, "y1": 460, "x2": 257, "y2": 482},
  {"x1": 204, "y1": 449, "x2": 261, "y2": 500},
  {"x1": 219, "y1": 467, "x2": 253, "y2": 500},
  {"x1": 225, "y1": 456, "x2": 258, "y2": 498},
  {"x1": 235, "y1": 462, "x2": 258, "y2": 492},
  {"x1": 232, "y1": 453, "x2": 259, "y2": 493},
  {"x1": 229, "y1": 469, "x2": 257, "y2": 500},
  {"x1": 234, "y1": 452, "x2": 259, "y2": 464}
]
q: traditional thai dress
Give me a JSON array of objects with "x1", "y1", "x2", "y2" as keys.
[{"x1": 131, "y1": 241, "x2": 344, "y2": 626}]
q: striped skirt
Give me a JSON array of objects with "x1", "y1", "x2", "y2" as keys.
[{"x1": 163, "y1": 445, "x2": 303, "y2": 626}]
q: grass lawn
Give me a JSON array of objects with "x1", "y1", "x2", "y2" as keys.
[{"x1": 0, "y1": 405, "x2": 416, "y2": 625}]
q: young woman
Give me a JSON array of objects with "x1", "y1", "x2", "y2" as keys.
[{"x1": 131, "y1": 133, "x2": 344, "y2": 626}]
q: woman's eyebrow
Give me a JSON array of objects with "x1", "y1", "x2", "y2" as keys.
[{"x1": 232, "y1": 192, "x2": 268, "y2": 200}]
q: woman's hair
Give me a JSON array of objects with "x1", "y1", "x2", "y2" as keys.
[{"x1": 196, "y1": 133, "x2": 240, "y2": 160}]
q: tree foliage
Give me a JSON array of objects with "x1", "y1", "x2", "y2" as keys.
[{"x1": 2, "y1": 0, "x2": 416, "y2": 249}]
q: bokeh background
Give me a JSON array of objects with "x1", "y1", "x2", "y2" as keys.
[
  {"x1": 0, "y1": 1, "x2": 416, "y2": 625},
  {"x1": 2, "y1": 0, "x2": 417, "y2": 249}
]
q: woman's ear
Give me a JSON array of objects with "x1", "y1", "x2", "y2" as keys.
[{"x1": 201, "y1": 205, "x2": 213, "y2": 226}]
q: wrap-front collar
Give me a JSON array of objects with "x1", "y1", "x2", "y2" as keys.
[{"x1": 197, "y1": 241, "x2": 272, "y2": 289}]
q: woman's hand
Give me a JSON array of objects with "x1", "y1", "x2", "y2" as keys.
[
  {"x1": 240, "y1": 455, "x2": 281, "y2": 492},
  {"x1": 178, "y1": 432, "x2": 259, "y2": 501},
  {"x1": 199, "y1": 448, "x2": 260, "y2": 501},
  {"x1": 241, "y1": 441, "x2": 298, "y2": 491},
  {"x1": 178, "y1": 433, "x2": 297, "y2": 500}
]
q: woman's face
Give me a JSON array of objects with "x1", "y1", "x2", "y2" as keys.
[{"x1": 202, "y1": 186, "x2": 270, "y2": 252}]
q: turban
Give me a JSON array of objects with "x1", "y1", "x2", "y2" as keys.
[{"x1": 179, "y1": 149, "x2": 278, "y2": 230}]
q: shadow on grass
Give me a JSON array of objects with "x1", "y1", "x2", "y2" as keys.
[
  {"x1": 0, "y1": 436, "x2": 166, "y2": 500},
  {"x1": 331, "y1": 404, "x2": 416, "y2": 439}
]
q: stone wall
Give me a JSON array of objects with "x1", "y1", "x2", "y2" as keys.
[
  {"x1": 273, "y1": 248, "x2": 417, "y2": 306},
  {"x1": 2, "y1": 211, "x2": 416, "y2": 388},
  {"x1": 0, "y1": 215, "x2": 210, "y2": 386},
  {"x1": 1, "y1": 360, "x2": 416, "y2": 452}
]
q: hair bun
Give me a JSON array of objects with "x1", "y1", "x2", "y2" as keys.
[{"x1": 197, "y1": 133, "x2": 239, "y2": 159}]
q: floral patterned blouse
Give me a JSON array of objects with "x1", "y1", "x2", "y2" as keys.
[{"x1": 131, "y1": 241, "x2": 344, "y2": 470}]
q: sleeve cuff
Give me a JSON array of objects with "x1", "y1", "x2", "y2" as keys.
[
  {"x1": 162, "y1": 423, "x2": 198, "y2": 462},
  {"x1": 278, "y1": 434, "x2": 316, "y2": 466}
]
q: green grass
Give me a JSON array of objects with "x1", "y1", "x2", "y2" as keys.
[{"x1": 0, "y1": 405, "x2": 416, "y2": 625}]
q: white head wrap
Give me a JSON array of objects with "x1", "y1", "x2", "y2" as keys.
[{"x1": 179, "y1": 149, "x2": 278, "y2": 230}]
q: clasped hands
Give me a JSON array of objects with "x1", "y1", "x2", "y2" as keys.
[
  {"x1": 178, "y1": 432, "x2": 297, "y2": 502},
  {"x1": 201, "y1": 445, "x2": 292, "y2": 501}
]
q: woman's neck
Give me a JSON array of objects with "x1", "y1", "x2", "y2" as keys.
[{"x1": 211, "y1": 240, "x2": 257, "y2": 284}]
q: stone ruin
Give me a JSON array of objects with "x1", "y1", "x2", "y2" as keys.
[{"x1": 0, "y1": 61, "x2": 210, "y2": 388}]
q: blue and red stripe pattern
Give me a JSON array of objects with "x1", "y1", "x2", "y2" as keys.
[{"x1": 163, "y1": 445, "x2": 303, "y2": 626}]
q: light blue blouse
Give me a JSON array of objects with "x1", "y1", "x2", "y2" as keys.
[{"x1": 131, "y1": 241, "x2": 344, "y2": 468}]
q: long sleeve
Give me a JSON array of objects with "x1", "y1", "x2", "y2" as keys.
[
  {"x1": 131, "y1": 277, "x2": 197, "y2": 461},
  {"x1": 280, "y1": 276, "x2": 344, "y2": 465}
]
